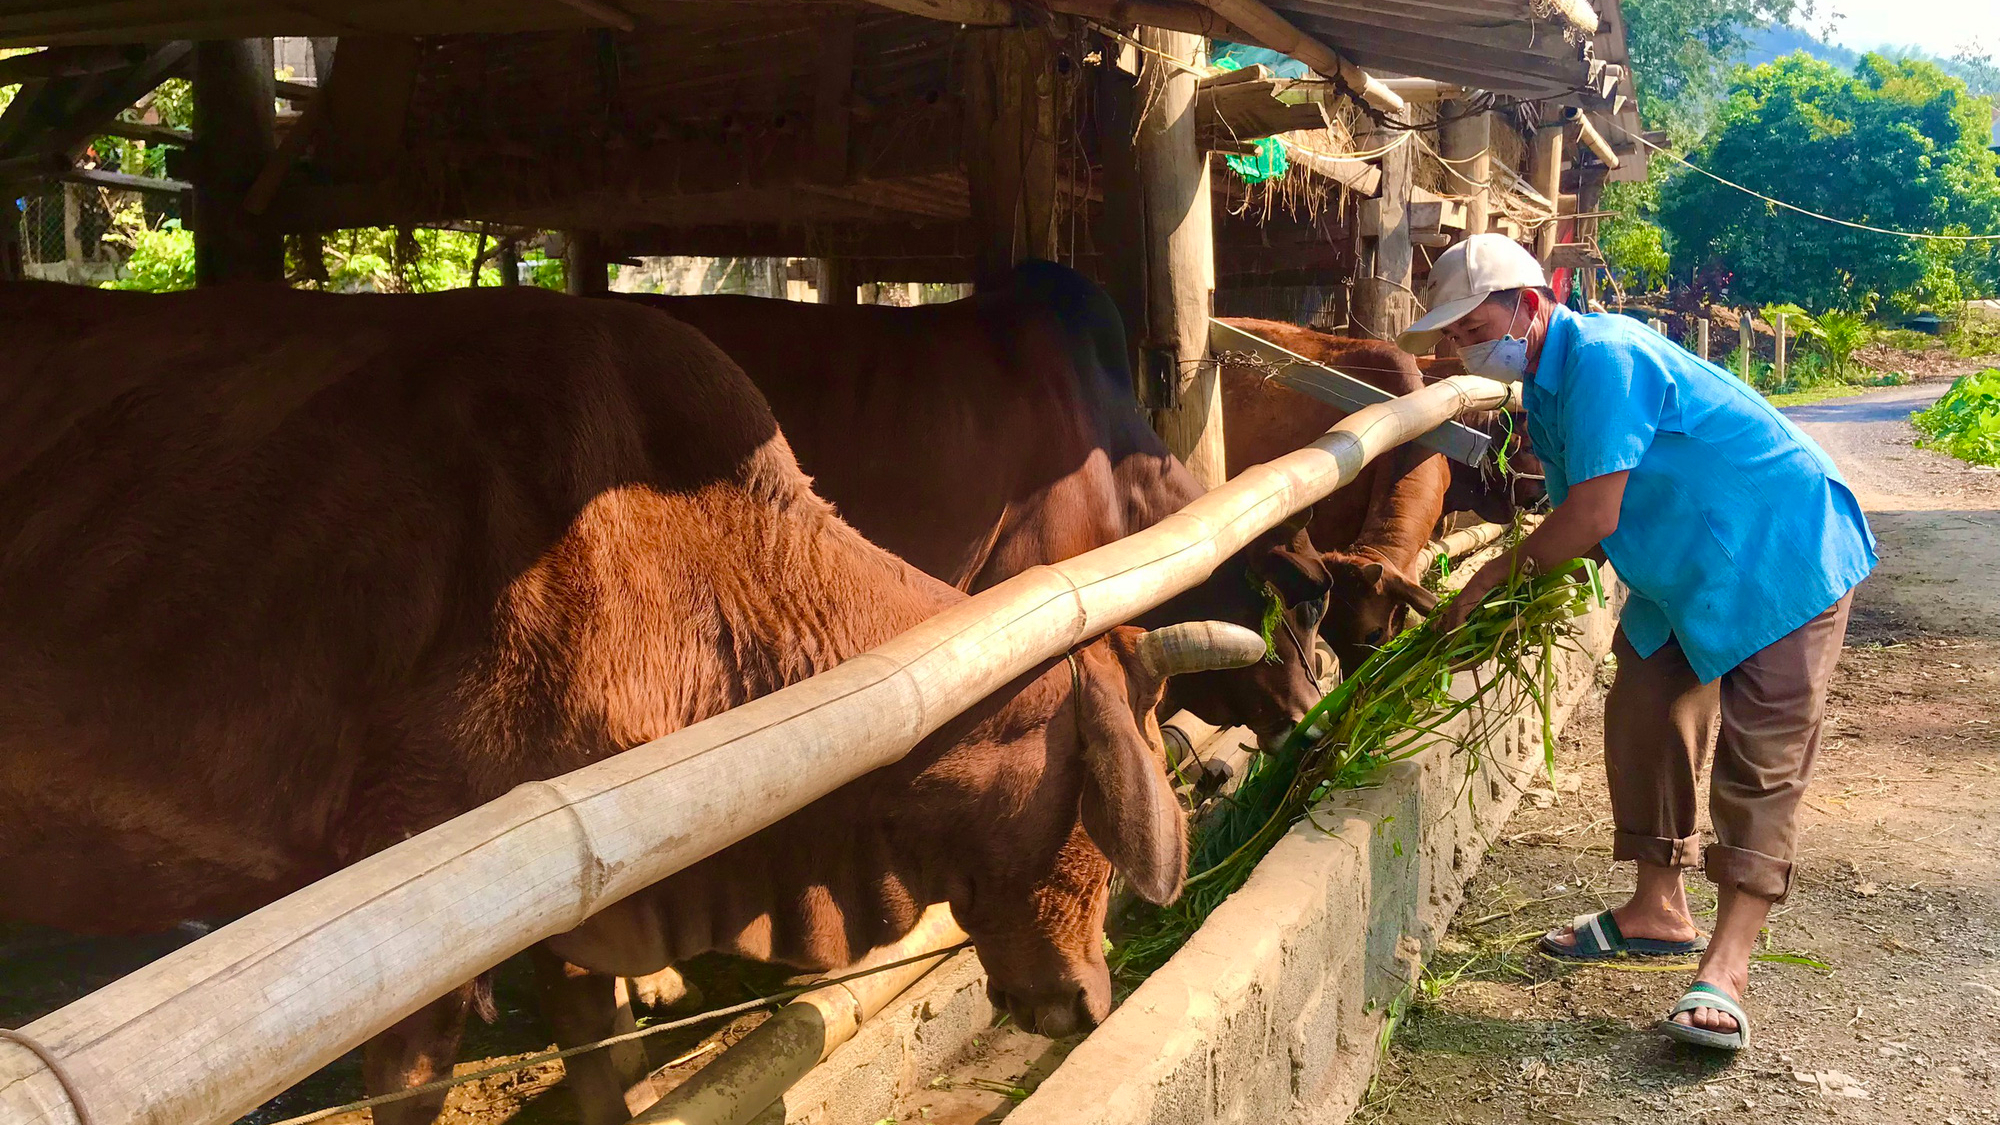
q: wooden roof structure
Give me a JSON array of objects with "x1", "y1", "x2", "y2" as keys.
[{"x1": 0, "y1": 0, "x2": 1640, "y2": 294}]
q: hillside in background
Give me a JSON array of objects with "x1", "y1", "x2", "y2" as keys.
[{"x1": 1738, "y1": 23, "x2": 1998, "y2": 97}]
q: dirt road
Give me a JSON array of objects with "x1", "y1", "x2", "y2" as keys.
[{"x1": 1367, "y1": 382, "x2": 2000, "y2": 1124}]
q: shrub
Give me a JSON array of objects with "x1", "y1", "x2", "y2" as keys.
[{"x1": 1911, "y1": 368, "x2": 2000, "y2": 466}]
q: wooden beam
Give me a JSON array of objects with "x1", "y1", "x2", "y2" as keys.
[
  {"x1": 62, "y1": 166, "x2": 191, "y2": 194},
  {"x1": 1101, "y1": 28, "x2": 1223, "y2": 485},
  {"x1": 1529, "y1": 123, "x2": 1564, "y2": 263},
  {"x1": 1043, "y1": 0, "x2": 1257, "y2": 44},
  {"x1": 564, "y1": 230, "x2": 609, "y2": 294},
  {"x1": 1186, "y1": 0, "x2": 1404, "y2": 114},
  {"x1": 819, "y1": 258, "x2": 858, "y2": 304},
  {"x1": 809, "y1": 14, "x2": 857, "y2": 186},
  {"x1": 962, "y1": 26, "x2": 1061, "y2": 287},
  {"x1": 0, "y1": 45, "x2": 133, "y2": 83},
  {"x1": 99, "y1": 119, "x2": 190, "y2": 145},
  {"x1": 309, "y1": 36, "x2": 419, "y2": 185},
  {"x1": 1440, "y1": 103, "x2": 1489, "y2": 235},
  {"x1": 863, "y1": 0, "x2": 1015, "y2": 23},
  {"x1": 193, "y1": 39, "x2": 283, "y2": 285},
  {"x1": 0, "y1": 41, "x2": 190, "y2": 163},
  {"x1": 555, "y1": 0, "x2": 638, "y2": 31},
  {"x1": 1351, "y1": 118, "x2": 1413, "y2": 341}
]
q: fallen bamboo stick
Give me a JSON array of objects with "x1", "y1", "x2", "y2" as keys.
[{"x1": 0, "y1": 375, "x2": 1513, "y2": 1125}]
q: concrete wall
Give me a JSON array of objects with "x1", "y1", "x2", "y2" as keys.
[{"x1": 781, "y1": 582, "x2": 1616, "y2": 1125}]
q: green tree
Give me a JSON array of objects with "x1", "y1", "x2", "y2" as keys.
[
  {"x1": 1621, "y1": 0, "x2": 1813, "y2": 134},
  {"x1": 1658, "y1": 54, "x2": 2000, "y2": 313}
]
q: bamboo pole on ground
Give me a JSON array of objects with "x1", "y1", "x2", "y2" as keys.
[
  {"x1": 0, "y1": 376, "x2": 1516, "y2": 1125},
  {"x1": 631, "y1": 905, "x2": 967, "y2": 1125}
]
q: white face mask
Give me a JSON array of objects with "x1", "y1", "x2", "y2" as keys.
[
  {"x1": 1454, "y1": 296, "x2": 1532, "y2": 381},
  {"x1": 1457, "y1": 335, "x2": 1530, "y2": 381}
]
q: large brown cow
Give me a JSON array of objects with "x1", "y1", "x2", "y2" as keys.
[
  {"x1": 622, "y1": 262, "x2": 1332, "y2": 742},
  {"x1": 0, "y1": 283, "x2": 1262, "y2": 1124},
  {"x1": 1218, "y1": 321, "x2": 1451, "y2": 674}
]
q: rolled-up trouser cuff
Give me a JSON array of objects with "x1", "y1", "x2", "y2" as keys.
[
  {"x1": 1613, "y1": 831, "x2": 1704, "y2": 868},
  {"x1": 1705, "y1": 843, "x2": 1793, "y2": 902}
]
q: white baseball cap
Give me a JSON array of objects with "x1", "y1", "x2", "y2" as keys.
[{"x1": 1396, "y1": 234, "x2": 1547, "y2": 354}]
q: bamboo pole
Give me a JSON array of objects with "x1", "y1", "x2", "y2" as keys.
[
  {"x1": 1739, "y1": 310, "x2": 1753, "y2": 379},
  {"x1": 1184, "y1": 0, "x2": 1405, "y2": 114},
  {"x1": 0, "y1": 376, "x2": 1515, "y2": 1125},
  {"x1": 632, "y1": 905, "x2": 967, "y2": 1125}
]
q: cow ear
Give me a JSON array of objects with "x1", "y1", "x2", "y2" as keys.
[
  {"x1": 1252, "y1": 531, "x2": 1332, "y2": 608},
  {"x1": 1382, "y1": 569, "x2": 1440, "y2": 614},
  {"x1": 1073, "y1": 630, "x2": 1186, "y2": 906}
]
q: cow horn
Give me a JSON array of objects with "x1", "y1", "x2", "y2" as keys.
[{"x1": 1133, "y1": 621, "x2": 1269, "y2": 679}]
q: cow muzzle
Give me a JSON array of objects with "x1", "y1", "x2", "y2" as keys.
[{"x1": 987, "y1": 975, "x2": 1110, "y2": 1038}]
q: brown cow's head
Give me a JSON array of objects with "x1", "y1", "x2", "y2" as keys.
[
  {"x1": 1319, "y1": 551, "x2": 1438, "y2": 677},
  {"x1": 1150, "y1": 522, "x2": 1333, "y2": 741},
  {"x1": 905, "y1": 620, "x2": 1266, "y2": 1036}
]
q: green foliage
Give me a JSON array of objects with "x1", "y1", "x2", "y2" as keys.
[
  {"x1": 1946, "y1": 306, "x2": 2000, "y2": 358},
  {"x1": 101, "y1": 202, "x2": 197, "y2": 292},
  {"x1": 1619, "y1": 0, "x2": 1811, "y2": 132},
  {"x1": 1910, "y1": 368, "x2": 2000, "y2": 466},
  {"x1": 1600, "y1": 163, "x2": 1675, "y2": 293},
  {"x1": 1110, "y1": 560, "x2": 1604, "y2": 987},
  {"x1": 1659, "y1": 54, "x2": 2000, "y2": 314}
]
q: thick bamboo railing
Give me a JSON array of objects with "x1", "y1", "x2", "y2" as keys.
[{"x1": 0, "y1": 375, "x2": 1515, "y2": 1125}]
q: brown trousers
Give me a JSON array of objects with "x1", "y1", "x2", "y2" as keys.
[{"x1": 1603, "y1": 593, "x2": 1852, "y2": 902}]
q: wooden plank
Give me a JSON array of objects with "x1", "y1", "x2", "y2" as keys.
[
  {"x1": 863, "y1": 0, "x2": 1015, "y2": 23},
  {"x1": 1198, "y1": 78, "x2": 1329, "y2": 146},
  {"x1": 0, "y1": 45, "x2": 132, "y2": 83},
  {"x1": 1209, "y1": 318, "x2": 1490, "y2": 464},
  {"x1": 0, "y1": 347, "x2": 1516, "y2": 1125}
]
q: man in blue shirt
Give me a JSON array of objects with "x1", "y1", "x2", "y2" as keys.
[{"x1": 1402, "y1": 235, "x2": 1875, "y2": 1050}]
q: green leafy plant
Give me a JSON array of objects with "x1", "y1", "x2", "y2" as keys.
[
  {"x1": 1911, "y1": 368, "x2": 2000, "y2": 466},
  {"x1": 1110, "y1": 559, "x2": 1605, "y2": 986}
]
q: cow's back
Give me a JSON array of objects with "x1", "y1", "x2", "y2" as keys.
[
  {"x1": 1219, "y1": 320, "x2": 1433, "y2": 544},
  {"x1": 637, "y1": 272, "x2": 1187, "y2": 591},
  {"x1": 0, "y1": 282, "x2": 942, "y2": 931}
]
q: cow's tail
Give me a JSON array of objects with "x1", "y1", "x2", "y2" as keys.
[{"x1": 1008, "y1": 259, "x2": 1133, "y2": 396}]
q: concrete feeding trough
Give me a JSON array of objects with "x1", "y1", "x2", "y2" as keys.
[{"x1": 754, "y1": 558, "x2": 1618, "y2": 1125}]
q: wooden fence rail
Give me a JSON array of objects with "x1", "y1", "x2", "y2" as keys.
[{"x1": 0, "y1": 375, "x2": 1516, "y2": 1125}]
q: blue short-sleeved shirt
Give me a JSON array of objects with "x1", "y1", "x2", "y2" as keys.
[{"x1": 1523, "y1": 306, "x2": 1876, "y2": 683}]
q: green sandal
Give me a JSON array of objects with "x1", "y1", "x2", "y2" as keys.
[
  {"x1": 1539, "y1": 910, "x2": 1707, "y2": 960},
  {"x1": 1660, "y1": 982, "x2": 1750, "y2": 1051}
]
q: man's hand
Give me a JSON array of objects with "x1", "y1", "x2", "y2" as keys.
[
  {"x1": 1437, "y1": 470, "x2": 1628, "y2": 634},
  {"x1": 1440, "y1": 560, "x2": 1507, "y2": 632}
]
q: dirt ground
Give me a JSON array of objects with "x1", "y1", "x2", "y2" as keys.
[{"x1": 1364, "y1": 378, "x2": 2000, "y2": 1124}]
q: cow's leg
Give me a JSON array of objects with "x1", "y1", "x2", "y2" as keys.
[
  {"x1": 362, "y1": 982, "x2": 477, "y2": 1125},
  {"x1": 530, "y1": 946, "x2": 651, "y2": 1125}
]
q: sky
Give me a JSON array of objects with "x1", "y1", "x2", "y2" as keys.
[{"x1": 1819, "y1": 0, "x2": 2000, "y2": 58}]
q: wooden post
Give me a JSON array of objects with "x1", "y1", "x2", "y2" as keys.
[
  {"x1": 61, "y1": 182, "x2": 83, "y2": 267},
  {"x1": 0, "y1": 199, "x2": 22, "y2": 280},
  {"x1": 962, "y1": 27, "x2": 1061, "y2": 288},
  {"x1": 193, "y1": 39, "x2": 285, "y2": 285},
  {"x1": 565, "y1": 231, "x2": 608, "y2": 295},
  {"x1": 1774, "y1": 312, "x2": 1787, "y2": 384},
  {"x1": 820, "y1": 259, "x2": 857, "y2": 305},
  {"x1": 1739, "y1": 309, "x2": 1753, "y2": 379},
  {"x1": 1440, "y1": 105, "x2": 1490, "y2": 236},
  {"x1": 1352, "y1": 123, "x2": 1414, "y2": 342},
  {"x1": 1529, "y1": 123, "x2": 1564, "y2": 265},
  {"x1": 497, "y1": 242, "x2": 520, "y2": 287},
  {"x1": 1096, "y1": 29, "x2": 1222, "y2": 486},
  {"x1": 1695, "y1": 316, "x2": 1710, "y2": 362}
]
